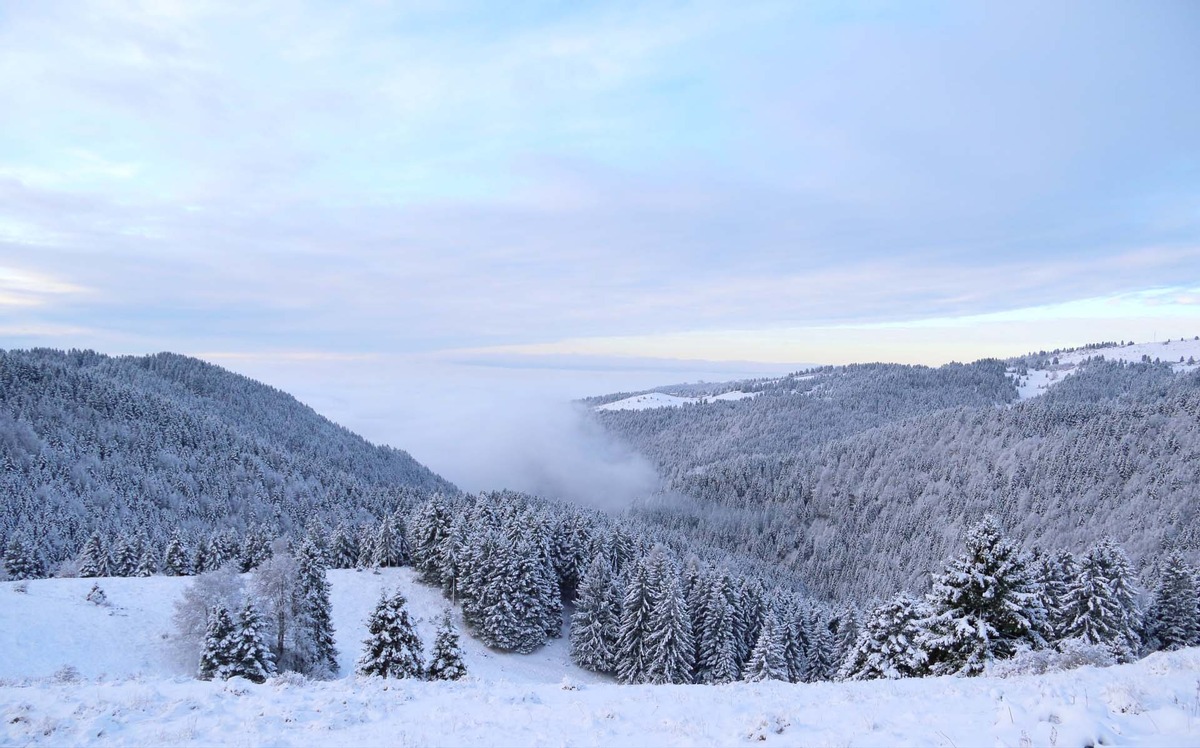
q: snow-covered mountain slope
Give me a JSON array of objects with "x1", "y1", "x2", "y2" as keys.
[
  {"x1": 1010, "y1": 336, "x2": 1200, "y2": 400},
  {"x1": 0, "y1": 569, "x2": 599, "y2": 686},
  {"x1": 5, "y1": 574, "x2": 1200, "y2": 746},
  {"x1": 595, "y1": 390, "x2": 757, "y2": 411}
]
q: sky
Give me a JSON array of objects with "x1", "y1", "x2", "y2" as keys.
[{"x1": 1, "y1": 0, "x2": 1198, "y2": 497}]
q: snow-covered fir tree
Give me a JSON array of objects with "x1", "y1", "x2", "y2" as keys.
[
  {"x1": 838, "y1": 592, "x2": 927, "y2": 680},
  {"x1": 409, "y1": 496, "x2": 453, "y2": 586},
  {"x1": 1062, "y1": 539, "x2": 1141, "y2": 661},
  {"x1": 1034, "y1": 548, "x2": 1077, "y2": 641},
  {"x1": 916, "y1": 517, "x2": 1048, "y2": 676},
  {"x1": 802, "y1": 608, "x2": 837, "y2": 682},
  {"x1": 357, "y1": 590, "x2": 424, "y2": 679},
  {"x1": 197, "y1": 606, "x2": 237, "y2": 681},
  {"x1": 291, "y1": 541, "x2": 338, "y2": 679},
  {"x1": 570, "y1": 553, "x2": 622, "y2": 674},
  {"x1": 743, "y1": 609, "x2": 788, "y2": 682},
  {"x1": 4, "y1": 534, "x2": 43, "y2": 580},
  {"x1": 163, "y1": 534, "x2": 190, "y2": 576},
  {"x1": 427, "y1": 610, "x2": 467, "y2": 681},
  {"x1": 77, "y1": 531, "x2": 107, "y2": 578},
  {"x1": 372, "y1": 516, "x2": 405, "y2": 568},
  {"x1": 230, "y1": 600, "x2": 276, "y2": 683},
  {"x1": 110, "y1": 534, "x2": 137, "y2": 577},
  {"x1": 1147, "y1": 551, "x2": 1200, "y2": 651},
  {"x1": 616, "y1": 552, "x2": 657, "y2": 684},
  {"x1": 642, "y1": 549, "x2": 694, "y2": 685},
  {"x1": 694, "y1": 571, "x2": 742, "y2": 684},
  {"x1": 330, "y1": 524, "x2": 358, "y2": 570}
]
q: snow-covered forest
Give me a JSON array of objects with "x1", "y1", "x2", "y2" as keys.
[{"x1": 4, "y1": 340, "x2": 1200, "y2": 745}]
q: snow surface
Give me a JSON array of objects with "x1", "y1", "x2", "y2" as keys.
[
  {"x1": 1010, "y1": 336, "x2": 1200, "y2": 400},
  {"x1": 595, "y1": 390, "x2": 758, "y2": 411},
  {"x1": 6, "y1": 572, "x2": 1200, "y2": 746}
]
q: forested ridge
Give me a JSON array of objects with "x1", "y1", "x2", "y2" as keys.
[
  {"x1": 600, "y1": 356, "x2": 1200, "y2": 601},
  {"x1": 0, "y1": 348, "x2": 454, "y2": 567}
]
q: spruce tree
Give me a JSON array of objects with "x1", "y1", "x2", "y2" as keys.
[
  {"x1": 616, "y1": 553, "x2": 656, "y2": 684},
  {"x1": 292, "y1": 541, "x2": 339, "y2": 678},
  {"x1": 110, "y1": 534, "x2": 137, "y2": 577},
  {"x1": 4, "y1": 534, "x2": 43, "y2": 580},
  {"x1": 743, "y1": 610, "x2": 789, "y2": 682},
  {"x1": 1148, "y1": 551, "x2": 1200, "y2": 651},
  {"x1": 163, "y1": 534, "x2": 190, "y2": 576},
  {"x1": 916, "y1": 517, "x2": 1048, "y2": 676},
  {"x1": 230, "y1": 600, "x2": 276, "y2": 683},
  {"x1": 372, "y1": 516, "x2": 402, "y2": 568},
  {"x1": 642, "y1": 551, "x2": 694, "y2": 685},
  {"x1": 134, "y1": 545, "x2": 158, "y2": 577},
  {"x1": 409, "y1": 498, "x2": 452, "y2": 585},
  {"x1": 198, "y1": 606, "x2": 237, "y2": 681},
  {"x1": 77, "y1": 531, "x2": 107, "y2": 578},
  {"x1": 427, "y1": 610, "x2": 467, "y2": 681},
  {"x1": 1063, "y1": 540, "x2": 1141, "y2": 661},
  {"x1": 357, "y1": 590, "x2": 425, "y2": 678},
  {"x1": 570, "y1": 553, "x2": 622, "y2": 674},
  {"x1": 330, "y1": 524, "x2": 358, "y2": 570},
  {"x1": 1034, "y1": 548, "x2": 1077, "y2": 642},
  {"x1": 839, "y1": 592, "x2": 927, "y2": 680},
  {"x1": 694, "y1": 572, "x2": 741, "y2": 684},
  {"x1": 802, "y1": 608, "x2": 837, "y2": 682}
]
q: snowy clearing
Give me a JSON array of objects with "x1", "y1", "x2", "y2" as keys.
[
  {"x1": 595, "y1": 390, "x2": 758, "y2": 411},
  {"x1": 1010, "y1": 336, "x2": 1200, "y2": 400},
  {"x1": 5, "y1": 573, "x2": 1200, "y2": 746}
]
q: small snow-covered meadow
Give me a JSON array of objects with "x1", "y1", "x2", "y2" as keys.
[{"x1": 5, "y1": 570, "x2": 1200, "y2": 747}]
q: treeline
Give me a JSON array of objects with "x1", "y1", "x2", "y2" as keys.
[{"x1": 842, "y1": 518, "x2": 1200, "y2": 681}]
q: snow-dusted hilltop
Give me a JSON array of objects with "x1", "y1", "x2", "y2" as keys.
[
  {"x1": 595, "y1": 390, "x2": 757, "y2": 411},
  {"x1": 1010, "y1": 336, "x2": 1200, "y2": 399}
]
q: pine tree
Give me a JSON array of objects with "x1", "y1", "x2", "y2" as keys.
[
  {"x1": 802, "y1": 608, "x2": 837, "y2": 682},
  {"x1": 110, "y1": 534, "x2": 137, "y2": 577},
  {"x1": 616, "y1": 553, "x2": 656, "y2": 684},
  {"x1": 694, "y1": 571, "x2": 741, "y2": 684},
  {"x1": 163, "y1": 534, "x2": 190, "y2": 576},
  {"x1": 410, "y1": 498, "x2": 452, "y2": 585},
  {"x1": 743, "y1": 610, "x2": 789, "y2": 682},
  {"x1": 1034, "y1": 548, "x2": 1077, "y2": 642},
  {"x1": 198, "y1": 606, "x2": 237, "y2": 681},
  {"x1": 4, "y1": 534, "x2": 43, "y2": 580},
  {"x1": 779, "y1": 596, "x2": 808, "y2": 684},
  {"x1": 230, "y1": 601, "x2": 276, "y2": 683},
  {"x1": 839, "y1": 592, "x2": 927, "y2": 680},
  {"x1": 134, "y1": 545, "x2": 158, "y2": 577},
  {"x1": 357, "y1": 590, "x2": 425, "y2": 678},
  {"x1": 330, "y1": 524, "x2": 358, "y2": 570},
  {"x1": 916, "y1": 517, "x2": 1048, "y2": 676},
  {"x1": 372, "y1": 516, "x2": 402, "y2": 568},
  {"x1": 240, "y1": 527, "x2": 272, "y2": 572},
  {"x1": 642, "y1": 551, "x2": 694, "y2": 685},
  {"x1": 77, "y1": 531, "x2": 107, "y2": 578},
  {"x1": 1147, "y1": 551, "x2": 1200, "y2": 651},
  {"x1": 1062, "y1": 540, "x2": 1141, "y2": 661},
  {"x1": 570, "y1": 553, "x2": 622, "y2": 674},
  {"x1": 291, "y1": 541, "x2": 339, "y2": 678},
  {"x1": 427, "y1": 610, "x2": 467, "y2": 681}
]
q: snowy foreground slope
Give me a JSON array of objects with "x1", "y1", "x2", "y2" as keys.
[{"x1": 6, "y1": 573, "x2": 1200, "y2": 746}]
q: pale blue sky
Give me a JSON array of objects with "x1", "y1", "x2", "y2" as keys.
[{"x1": 1, "y1": 1, "x2": 1199, "y2": 485}]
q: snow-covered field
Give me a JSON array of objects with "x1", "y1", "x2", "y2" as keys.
[
  {"x1": 5, "y1": 571, "x2": 1200, "y2": 746},
  {"x1": 596, "y1": 390, "x2": 757, "y2": 411}
]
